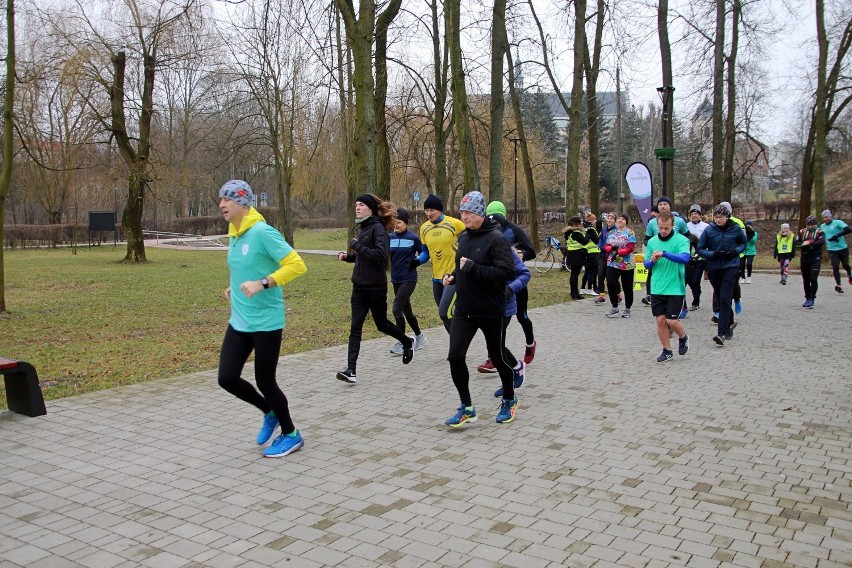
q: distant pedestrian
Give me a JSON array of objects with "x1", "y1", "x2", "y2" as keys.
[
  {"x1": 410, "y1": 195, "x2": 465, "y2": 333},
  {"x1": 443, "y1": 191, "x2": 518, "y2": 428},
  {"x1": 490, "y1": 248, "x2": 531, "y2": 398},
  {"x1": 774, "y1": 223, "x2": 795, "y2": 285},
  {"x1": 819, "y1": 209, "x2": 852, "y2": 293},
  {"x1": 336, "y1": 194, "x2": 414, "y2": 384},
  {"x1": 216, "y1": 180, "x2": 308, "y2": 458},
  {"x1": 594, "y1": 212, "x2": 618, "y2": 305},
  {"x1": 795, "y1": 215, "x2": 825, "y2": 309},
  {"x1": 644, "y1": 212, "x2": 691, "y2": 362},
  {"x1": 643, "y1": 196, "x2": 690, "y2": 306},
  {"x1": 698, "y1": 204, "x2": 746, "y2": 346},
  {"x1": 388, "y1": 208, "x2": 427, "y2": 355},
  {"x1": 581, "y1": 212, "x2": 601, "y2": 295},
  {"x1": 562, "y1": 216, "x2": 590, "y2": 300},
  {"x1": 480, "y1": 200, "x2": 538, "y2": 368},
  {"x1": 741, "y1": 220, "x2": 758, "y2": 284},
  {"x1": 685, "y1": 204, "x2": 708, "y2": 310},
  {"x1": 603, "y1": 212, "x2": 637, "y2": 318}
]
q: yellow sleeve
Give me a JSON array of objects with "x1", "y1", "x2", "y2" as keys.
[{"x1": 270, "y1": 250, "x2": 307, "y2": 286}]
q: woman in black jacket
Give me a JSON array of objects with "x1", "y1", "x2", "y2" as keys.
[{"x1": 336, "y1": 194, "x2": 414, "y2": 384}]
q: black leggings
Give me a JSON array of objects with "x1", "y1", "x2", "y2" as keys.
[
  {"x1": 606, "y1": 267, "x2": 633, "y2": 308},
  {"x1": 392, "y1": 281, "x2": 421, "y2": 336},
  {"x1": 347, "y1": 287, "x2": 410, "y2": 371},
  {"x1": 432, "y1": 280, "x2": 456, "y2": 333},
  {"x1": 581, "y1": 255, "x2": 598, "y2": 291},
  {"x1": 596, "y1": 253, "x2": 607, "y2": 293},
  {"x1": 218, "y1": 325, "x2": 295, "y2": 435},
  {"x1": 801, "y1": 257, "x2": 822, "y2": 300},
  {"x1": 448, "y1": 315, "x2": 514, "y2": 406},
  {"x1": 685, "y1": 261, "x2": 705, "y2": 307},
  {"x1": 514, "y1": 287, "x2": 534, "y2": 345},
  {"x1": 568, "y1": 264, "x2": 583, "y2": 297},
  {"x1": 828, "y1": 249, "x2": 851, "y2": 285}
]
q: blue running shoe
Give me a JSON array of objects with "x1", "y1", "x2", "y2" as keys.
[
  {"x1": 679, "y1": 308, "x2": 688, "y2": 319},
  {"x1": 445, "y1": 406, "x2": 477, "y2": 428},
  {"x1": 678, "y1": 335, "x2": 689, "y2": 356},
  {"x1": 735, "y1": 300, "x2": 743, "y2": 314},
  {"x1": 496, "y1": 398, "x2": 519, "y2": 423},
  {"x1": 495, "y1": 362, "x2": 526, "y2": 398},
  {"x1": 263, "y1": 431, "x2": 304, "y2": 458},
  {"x1": 257, "y1": 412, "x2": 279, "y2": 445},
  {"x1": 513, "y1": 362, "x2": 526, "y2": 389}
]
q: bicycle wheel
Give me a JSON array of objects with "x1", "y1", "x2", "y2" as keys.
[{"x1": 535, "y1": 250, "x2": 556, "y2": 273}]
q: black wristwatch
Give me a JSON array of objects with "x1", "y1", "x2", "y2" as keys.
[{"x1": 261, "y1": 277, "x2": 270, "y2": 289}]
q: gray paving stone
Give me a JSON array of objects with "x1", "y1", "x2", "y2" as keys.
[{"x1": 2, "y1": 273, "x2": 851, "y2": 567}]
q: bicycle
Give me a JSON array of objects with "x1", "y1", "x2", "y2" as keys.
[{"x1": 534, "y1": 235, "x2": 566, "y2": 273}]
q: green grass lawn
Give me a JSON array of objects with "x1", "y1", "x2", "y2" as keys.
[{"x1": 0, "y1": 234, "x2": 566, "y2": 407}]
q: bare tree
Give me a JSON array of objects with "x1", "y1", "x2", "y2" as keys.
[
  {"x1": 488, "y1": 0, "x2": 508, "y2": 200},
  {"x1": 566, "y1": 0, "x2": 586, "y2": 216},
  {"x1": 334, "y1": 0, "x2": 403, "y2": 204},
  {"x1": 0, "y1": 0, "x2": 15, "y2": 312},
  {"x1": 583, "y1": 0, "x2": 606, "y2": 214},
  {"x1": 799, "y1": 2, "x2": 851, "y2": 223},
  {"x1": 445, "y1": 0, "x2": 479, "y2": 194}
]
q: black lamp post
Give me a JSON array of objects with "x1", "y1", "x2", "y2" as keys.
[
  {"x1": 654, "y1": 86, "x2": 675, "y2": 201},
  {"x1": 510, "y1": 137, "x2": 520, "y2": 222}
]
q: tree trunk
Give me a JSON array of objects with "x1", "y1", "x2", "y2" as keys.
[
  {"x1": 110, "y1": 50, "x2": 151, "y2": 263},
  {"x1": 566, "y1": 0, "x2": 586, "y2": 216},
  {"x1": 711, "y1": 0, "x2": 725, "y2": 204},
  {"x1": 341, "y1": 6, "x2": 377, "y2": 199},
  {"x1": 506, "y1": 49, "x2": 539, "y2": 248},
  {"x1": 812, "y1": 0, "x2": 828, "y2": 216},
  {"x1": 798, "y1": 115, "x2": 816, "y2": 228},
  {"x1": 373, "y1": 0, "x2": 402, "y2": 200},
  {"x1": 722, "y1": 0, "x2": 741, "y2": 202},
  {"x1": 488, "y1": 0, "x2": 507, "y2": 201},
  {"x1": 334, "y1": 5, "x2": 355, "y2": 225},
  {"x1": 446, "y1": 0, "x2": 479, "y2": 196},
  {"x1": 430, "y1": 0, "x2": 450, "y2": 203},
  {"x1": 583, "y1": 0, "x2": 605, "y2": 214},
  {"x1": 0, "y1": 0, "x2": 15, "y2": 313},
  {"x1": 658, "y1": 0, "x2": 674, "y2": 204}
]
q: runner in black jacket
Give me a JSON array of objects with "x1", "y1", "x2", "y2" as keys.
[
  {"x1": 336, "y1": 194, "x2": 414, "y2": 384},
  {"x1": 443, "y1": 192, "x2": 520, "y2": 428}
]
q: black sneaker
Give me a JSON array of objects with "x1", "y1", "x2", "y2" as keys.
[
  {"x1": 678, "y1": 335, "x2": 689, "y2": 356},
  {"x1": 713, "y1": 335, "x2": 725, "y2": 346},
  {"x1": 402, "y1": 339, "x2": 414, "y2": 364},
  {"x1": 711, "y1": 313, "x2": 719, "y2": 324},
  {"x1": 724, "y1": 329, "x2": 734, "y2": 341},
  {"x1": 656, "y1": 349, "x2": 673, "y2": 363},
  {"x1": 336, "y1": 368, "x2": 357, "y2": 383},
  {"x1": 689, "y1": 305, "x2": 700, "y2": 311},
  {"x1": 641, "y1": 296, "x2": 651, "y2": 306}
]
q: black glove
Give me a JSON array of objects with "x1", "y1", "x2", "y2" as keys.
[
  {"x1": 829, "y1": 235, "x2": 839, "y2": 242},
  {"x1": 504, "y1": 286, "x2": 513, "y2": 301},
  {"x1": 407, "y1": 258, "x2": 420, "y2": 270},
  {"x1": 349, "y1": 238, "x2": 359, "y2": 249},
  {"x1": 716, "y1": 250, "x2": 730, "y2": 259}
]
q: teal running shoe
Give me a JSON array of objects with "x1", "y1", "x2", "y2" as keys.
[{"x1": 263, "y1": 431, "x2": 304, "y2": 458}]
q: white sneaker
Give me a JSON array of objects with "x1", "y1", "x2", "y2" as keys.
[
  {"x1": 389, "y1": 341, "x2": 403, "y2": 356},
  {"x1": 746, "y1": 277, "x2": 752, "y2": 284},
  {"x1": 413, "y1": 333, "x2": 427, "y2": 350},
  {"x1": 740, "y1": 278, "x2": 746, "y2": 284}
]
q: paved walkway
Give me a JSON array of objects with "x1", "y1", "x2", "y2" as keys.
[{"x1": 1, "y1": 272, "x2": 850, "y2": 568}]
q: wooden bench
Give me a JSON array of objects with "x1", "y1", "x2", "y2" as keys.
[{"x1": 0, "y1": 357, "x2": 46, "y2": 417}]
